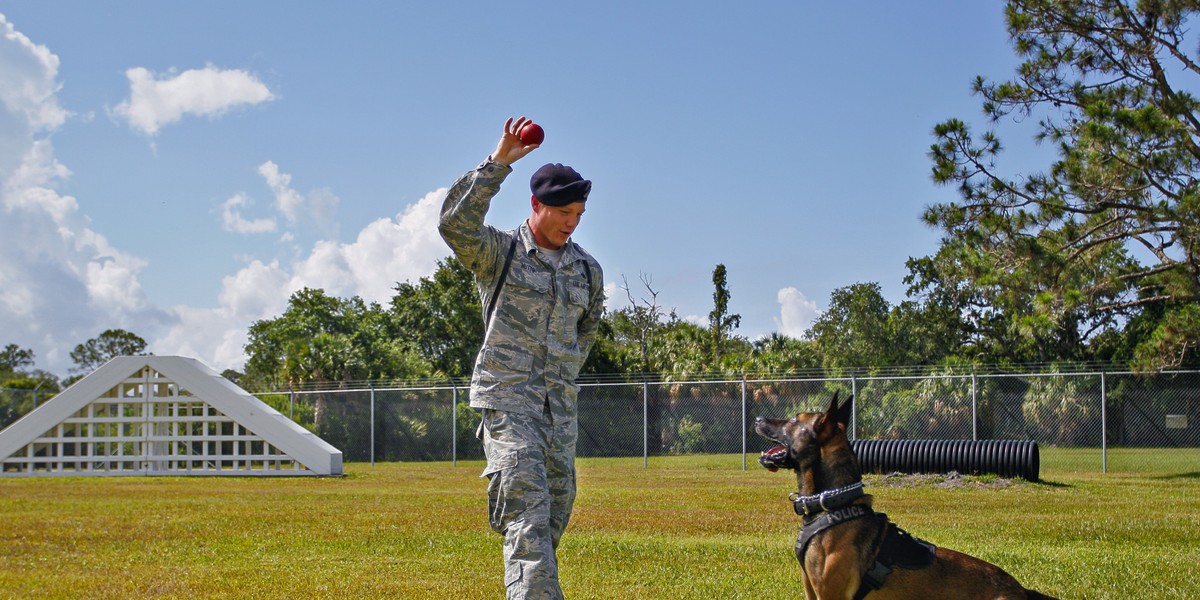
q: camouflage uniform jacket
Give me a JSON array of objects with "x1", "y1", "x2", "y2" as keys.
[{"x1": 439, "y1": 159, "x2": 605, "y2": 421}]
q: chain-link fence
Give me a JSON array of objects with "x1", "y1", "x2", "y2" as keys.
[{"x1": 247, "y1": 369, "x2": 1198, "y2": 475}]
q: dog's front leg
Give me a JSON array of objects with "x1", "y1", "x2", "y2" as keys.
[
  {"x1": 801, "y1": 572, "x2": 818, "y2": 600},
  {"x1": 804, "y1": 549, "x2": 860, "y2": 600}
]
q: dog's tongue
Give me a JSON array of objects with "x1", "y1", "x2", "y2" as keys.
[{"x1": 760, "y1": 445, "x2": 788, "y2": 472}]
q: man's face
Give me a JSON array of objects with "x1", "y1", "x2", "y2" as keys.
[{"x1": 529, "y1": 199, "x2": 585, "y2": 249}]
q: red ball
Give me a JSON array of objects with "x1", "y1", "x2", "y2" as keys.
[{"x1": 519, "y1": 122, "x2": 545, "y2": 145}]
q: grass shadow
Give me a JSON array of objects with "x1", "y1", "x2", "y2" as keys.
[
  {"x1": 1031, "y1": 478, "x2": 1073, "y2": 489},
  {"x1": 1152, "y1": 471, "x2": 1200, "y2": 480}
]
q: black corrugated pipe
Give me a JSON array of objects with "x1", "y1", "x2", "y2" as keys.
[{"x1": 850, "y1": 439, "x2": 1040, "y2": 482}]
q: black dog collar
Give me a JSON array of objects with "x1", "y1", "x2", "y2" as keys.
[{"x1": 790, "y1": 481, "x2": 865, "y2": 517}]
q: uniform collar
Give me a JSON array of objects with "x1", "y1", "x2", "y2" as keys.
[{"x1": 519, "y1": 221, "x2": 581, "y2": 264}]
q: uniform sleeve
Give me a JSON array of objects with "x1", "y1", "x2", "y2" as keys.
[{"x1": 438, "y1": 159, "x2": 513, "y2": 276}]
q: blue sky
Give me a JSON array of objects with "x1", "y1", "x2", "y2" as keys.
[{"x1": 0, "y1": 2, "x2": 1030, "y2": 378}]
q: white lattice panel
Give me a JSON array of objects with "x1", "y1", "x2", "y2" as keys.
[{"x1": 0, "y1": 357, "x2": 342, "y2": 477}]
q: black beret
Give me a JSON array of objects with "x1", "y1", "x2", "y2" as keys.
[{"x1": 530, "y1": 163, "x2": 591, "y2": 206}]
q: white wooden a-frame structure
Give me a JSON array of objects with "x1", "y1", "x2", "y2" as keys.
[{"x1": 0, "y1": 356, "x2": 342, "y2": 477}]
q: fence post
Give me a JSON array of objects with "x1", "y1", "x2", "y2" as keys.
[
  {"x1": 289, "y1": 389, "x2": 294, "y2": 421},
  {"x1": 850, "y1": 376, "x2": 857, "y2": 440},
  {"x1": 452, "y1": 385, "x2": 458, "y2": 467},
  {"x1": 643, "y1": 382, "x2": 649, "y2": 469},
  {"x1": 1101, "y1": 371, "x2": 1107, "y2": 474},
  {"x1": 971, "y1": 373, "x2": 978, "y2": 441},
  {"x1": 741, "y1": 375, "x2": 748, "y2": 471},
  {"x1": 369, "y1": 383, "x2": 376, "y2": 466}
]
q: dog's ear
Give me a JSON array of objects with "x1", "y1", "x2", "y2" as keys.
[
  {"x1": 825, "y1": 390, "x2": 839, "y2": 416},
  {"x1": 816, "y1": 391, "x2": 840, "y2": 434},
  {"x1": 818, "y1": 391, "x2": 854, "y2": 435},
  {"x1": 833, "y1": 394, "x2": 854, "y2": 427}
]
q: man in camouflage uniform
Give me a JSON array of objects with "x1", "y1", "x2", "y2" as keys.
[{"x1": 439, "y1": 116, "x2": 605, "y2": 599}]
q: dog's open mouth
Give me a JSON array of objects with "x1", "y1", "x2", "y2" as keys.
[{"x1": 759, "y1": 445, "x2": 793, "y2": 472}]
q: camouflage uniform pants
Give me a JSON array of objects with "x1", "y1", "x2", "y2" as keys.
[{"x1": 479, "y1": 406, "x2": 578, "y2": 600}]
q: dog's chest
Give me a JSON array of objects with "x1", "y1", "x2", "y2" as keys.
[
  {"x1": 795, "y1": 508, "x2": 938, "y2": 598},
  {"x1": 795, "y1": 504, "x2": 875, "y2": 559}
]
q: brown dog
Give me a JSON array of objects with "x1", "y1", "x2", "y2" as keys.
[{"x1": 754, "y1": 392, "x2": 1057, "y2": 600}]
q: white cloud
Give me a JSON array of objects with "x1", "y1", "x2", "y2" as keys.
[
  {"x1": 221, "y1": 192, "x2": 277, "y2": 234},
  {"x1": 154, "y1": 305, "x2": 252, "y2": 376},
  {"x1": 1, "y1": 137, "x2": 165, "y2": 326},
  {"x1": 4, "y1": 141, "x2": 72, "y2": 214},
  {"x1": 242, "y1": 161, "x2": 340, "y2": 234},
  {"x1": 290, "y1": 188, "x2": 449, "y2": 304},
  {"x1": 602, "y1": 281, "x2": 622, "y2": 312},
  {"x1": 292, "y1": 239, "x2": 356, "y2": 296},
  {"x1": 0, "y1": 15, "x2": 69, "y2": 133},
  {"x1": 0, "y1": 14, "x2": 70, "y2": 188},
  {"x1": 216, "y1": 259, "x2": 292, "y2": 318},
  {"x1": 83, "y1": 251, "x2": 149, "y2": 312},
  {"x1": 113, "y1": 65, "x2": 274, "y2": 136},
  {"x1": 258, "y1": 160, "x2": 304, "y2": 224},
  {"x1": 775, "y1": 287, "x2": 820, "y2": 338}
]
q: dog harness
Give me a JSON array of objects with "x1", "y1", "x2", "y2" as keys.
[
  {"x1": 855, "y1": 518, "x2": 938, "y2": 599},
  {"x1": 793, "y1": 487, "x2": 937, "y2": 600}
]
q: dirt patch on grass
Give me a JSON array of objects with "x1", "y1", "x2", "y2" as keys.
[{"x1": 864, "y1": 471, "x2": 1021, "y2": 490}]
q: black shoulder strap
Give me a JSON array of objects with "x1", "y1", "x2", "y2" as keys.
[
  {"x1": 484, "y1": 236, "x2": 518, "y2": 327},
  {"x1": 577, "y1": 258, "x2": 596, "y2": 326}
]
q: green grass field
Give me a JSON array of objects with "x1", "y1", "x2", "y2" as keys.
[{"x1": 2, "y1": 451, "x2": 1198, "y2": 599}]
